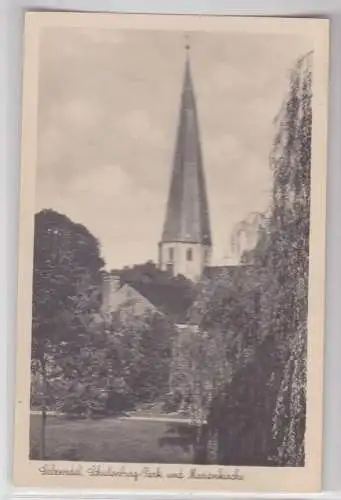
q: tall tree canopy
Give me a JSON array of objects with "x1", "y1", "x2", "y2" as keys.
[
  {"x1": 32, "y1": 209, "x2": 105, "y2": 354},
  {"x1": 31, "y1": 210, "x2": 105, "y2": 408}
]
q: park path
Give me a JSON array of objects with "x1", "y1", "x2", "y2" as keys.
[
  {"x1": 121, "y1": 415, "x2": 193, "y2": 423},
  {"x1": 30, "y1": 409, "x2": 193, "y2": 424}
]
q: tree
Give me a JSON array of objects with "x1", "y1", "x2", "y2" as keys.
[
  {"x1": 226, "y1": 52, "x2": 311, "y2": 465},
  {"x1": 169, "y1": 51, "x2": 313, "y2": 466},
  {"x1": 53, "y1": 307, "x2": 176, "y2": 419},
  {"x1": 169, "y1": 266, "x2": 263, "y2": 463},
  {"x1": 31, "y1": 209, "x2": 105, "y2": 458},
  {"x1": 268, "y1": 51, "x2": 312, "y2": 465},
  {"x1": 131, "y1": 312, "x2": 174, "y2": 403}
]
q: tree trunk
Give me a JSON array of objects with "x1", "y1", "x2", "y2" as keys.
[
  {"x1": 40, "y1": 356, "x2": 47, "y2": 460},
  {"x1": 193, "y1": 424, "x2": 209, "y2": 464},
  {"x1": 40, "y1": 410, "x2": 47, "y2": 460}
]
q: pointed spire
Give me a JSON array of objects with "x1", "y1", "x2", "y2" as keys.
[{"x1": 161, "y1": 41, "x2": 212, "y2": 247}]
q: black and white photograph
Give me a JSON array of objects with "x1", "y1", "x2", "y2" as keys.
[{"x1": 13, "y1": 12, "x2": 329, "y2": 493}]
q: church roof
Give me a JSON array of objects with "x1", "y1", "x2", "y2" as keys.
[
  {"x1": 122, "y1": 279, "x2": 194, "y2": 323},
  {"x1": 161, "y1": 51, "x2": 212, "y2": 246},
  {"x1": 105, "y1": 265, "x2": 196, "y2": 323}
]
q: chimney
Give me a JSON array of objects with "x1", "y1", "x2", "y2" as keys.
[{"x1": 101, "y1": 273, "x2": 121, "y2": 312}]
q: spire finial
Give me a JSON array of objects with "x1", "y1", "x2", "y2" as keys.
[{"x1": 185, "y1": 33, "x2": 190, "y2": 52}]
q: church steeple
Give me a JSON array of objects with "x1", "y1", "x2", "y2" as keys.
[{"x1": 159, "y1": 41, "x2": 212, "y2": 282}]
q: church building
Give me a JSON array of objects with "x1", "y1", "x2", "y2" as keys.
[
  {"x1": 101, "y1": 44, "x2": 242, "y2": 321},
  {"x1": 158, "y1": 44, "x2": 212, "y2": 283}
]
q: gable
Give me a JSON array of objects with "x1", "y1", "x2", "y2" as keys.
[
  {"x1": 123, "y1": 281, "x2": 194, "y2": 323},
  {"x1": 103, "y1": 283, "x2": 158, "y2": 316}
]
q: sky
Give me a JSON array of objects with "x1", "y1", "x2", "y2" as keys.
[{"x1": 35, "y1": 27, "x2": 311, "y2": 270}]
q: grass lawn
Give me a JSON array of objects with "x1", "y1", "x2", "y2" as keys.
[{"x1": 30, "y1": 414, "x2": 196, "y2": 463}]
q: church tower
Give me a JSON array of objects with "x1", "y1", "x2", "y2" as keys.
[{"x1": 159, "y1": 42, "x2": 212, "y2": 282}]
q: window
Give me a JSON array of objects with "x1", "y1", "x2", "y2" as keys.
[
  {"x1": 169, "y1": 247, "x2": 174, "y2": 261},
  {"x1": 186, "y1": 248, "x2": 193, "y2": 261}
]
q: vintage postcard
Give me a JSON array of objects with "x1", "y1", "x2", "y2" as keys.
[{"x1": 13, "y1": 12, "x2": 329, "y2": 493}]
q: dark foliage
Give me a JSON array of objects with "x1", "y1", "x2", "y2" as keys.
[
  {"x1": 169, "y1": 52, "x2": 312, "y2": 466},
  {"x1": 32, "y1": 209, "x2": 104, "y2": 357}
]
